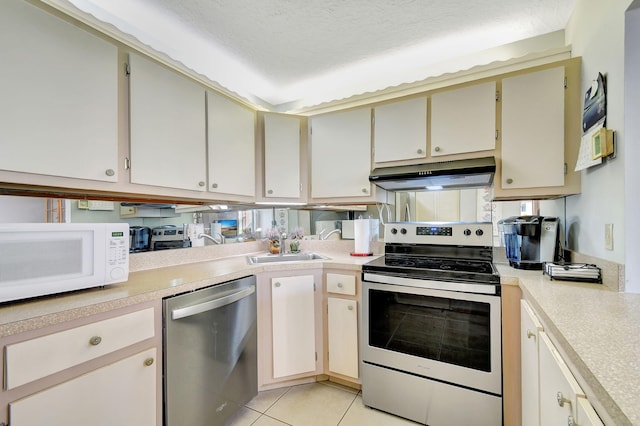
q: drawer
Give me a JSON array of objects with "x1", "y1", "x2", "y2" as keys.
[
  {"x1": 5, "y1": 307, "x2": 155, "y2": 389},
  {"x1": 326, "y1": 273, "x2": 356, "y2": 295}
]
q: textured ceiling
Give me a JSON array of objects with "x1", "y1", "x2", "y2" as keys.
[{"x1": 64, "y1": 0, "x2": 576, "y2": 110}]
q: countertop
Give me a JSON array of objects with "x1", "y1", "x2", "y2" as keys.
[
  {"x1": 496, "y1": 264, "x2": 640, "y2": 426},
  {"x1": 1, "y1": 246, "x2": 638, "y2": 425}
]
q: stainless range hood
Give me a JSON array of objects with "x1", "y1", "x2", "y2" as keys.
[{"x1": 369, "y1": 156, "x2": 496, "y2": 191}]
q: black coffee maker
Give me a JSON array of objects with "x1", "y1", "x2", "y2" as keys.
[{"x1": 498, "y1": 216, "x2": 559, "y2": 270}]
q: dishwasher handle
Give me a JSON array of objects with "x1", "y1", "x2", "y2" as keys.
[{"x1": 171, "y1": 285, "x2": 256, "y2": 320}]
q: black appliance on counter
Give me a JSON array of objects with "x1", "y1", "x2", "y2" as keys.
[
  {"x1": 129, "y1": 226, "x2": 151, "y2": 253},
  {"x1": 151, "y1": 225, "x2": 191, "y2": 251},
  {"x1": 499, "y1": 215, "x2": 559, "y2": 270},
  {"x1": 361, "y1": 222, "x2": 502, "y2": 426}
]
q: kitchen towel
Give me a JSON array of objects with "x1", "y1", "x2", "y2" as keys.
[{"x1": 354, "y1": 218, "x2": 371, "y2": 254}]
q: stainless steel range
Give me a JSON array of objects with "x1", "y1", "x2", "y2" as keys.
[{"x1": 361, "y1": 222, "x2": 502, "y2": 426}]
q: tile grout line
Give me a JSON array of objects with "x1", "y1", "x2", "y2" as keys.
[{"x1": 336, "y1": 391, "x2": 360, "y2": 426}]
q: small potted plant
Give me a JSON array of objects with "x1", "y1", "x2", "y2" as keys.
[
  {"x1": 266, "y1": 228, "x2": 281, "y2": 254},
  {"x1": 289, "y1": 227, "x2": 304, "y2": 253}
]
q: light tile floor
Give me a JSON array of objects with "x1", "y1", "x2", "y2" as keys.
[{"x1": 226, "y1": 381, "x2": 420, "y2": 426}]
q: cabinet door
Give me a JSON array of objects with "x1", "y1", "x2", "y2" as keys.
[
  {"x1": 374, "y1": 97, "x2": 427, "y2": 163},
  {"x1": 207, "y1": 91, "x2": 256, "y2": 197},
  {"x1": 129, "y1": 54, "x2": 207, "y2": 191},
  {"x1": 576, "y1": 395, "x2": 604, "y2": 426},
  {"x1": 271, "y1": 275, "x2": 316, "y2": 378},
  {"x1": 431, "y1": 82, "x2": 496, "y2": 156},
  {"x1": 539, "y1": 332, "x2": 586, "y2": 425},
  {"x1": 501, "y1": 67, "x2": 565, "y2": 189},
  {"x1": 327, "y1": 297, "x2": 358, "y2": 379},
  {"x1": 0, "y1": 0, "x2": 118, "y2": 182},
  {"x1": 521, "y1": 300, "x2": 544, "y2": 426},
  {"x1": 10, "y1": 348, "x2": 157, "y2": 426},
  {"x1": 264, "y1": 113, "x2": 301, "y2": 198},
  {"x1": 310, "y1": 108, "x2": 372, "y2": 198}
]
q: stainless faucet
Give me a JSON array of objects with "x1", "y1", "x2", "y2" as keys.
[
  {"x1": 198, "y1": 233, "x2": 224, "y2": 244},
  {"x1": 279, "y1": 233, "x2": 287, "y2": 255},
  {"x1": 321, "y1": 229, "x2": 342, "y2": 240}
]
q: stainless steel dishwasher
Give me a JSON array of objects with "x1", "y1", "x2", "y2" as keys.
[{"x1": 163, "y1": 275, "x2": 257, "y2": 426}]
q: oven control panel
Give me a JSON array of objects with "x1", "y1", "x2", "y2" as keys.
[{"x1": 385, "y1": 222, "x2": 493, "y2": 246}]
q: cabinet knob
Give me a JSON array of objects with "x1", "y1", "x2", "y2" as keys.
[
  {"x1": 267, "y1": 189, "x2": 274, "y2": 194},
  {"x1": 143, "y1": 357, "x2": 154, "y2": 367},
  {"x1": 89, "y1": 336, "x2": 102, "y2": 346},
  {"x1": 526, "y1": 330, "x2": 536, "y2": 340},
  {"x1": 337, "y1": 283, "x2": 343, "y2": 288},
  {"x1": 198, "y1": 181, "x2": 205, "y2": 187},
  {"x1": 557, "y1": 391, "x2": 572, "y2": 409},
  {"x1": 348, "y1": 305, "x2": 354, "y2": 311},
  {"x1": 506, "y1": 178, "x2": 514, "y2": 184},
  {"x1": 211, "y1": 183, "x2": 218, "y2": 189},
  {"x1": 417, "y1": 148, "x2": 424, "y2": 154},
  {"x1": 105, "y1": 169, "x2": 115, "y2": 177},
  {"x1": 434, "y1": 146, "x2": 441, "y2": 152},
  {"x1": 274, "y1": 282, "x2": 281, "y2": 288},
  {"x1": 361, "y1": 188, "x2": 368, "y2": 194},
  {"x1": 568, "y1": 415, "x2": 575, "y2": 426}
]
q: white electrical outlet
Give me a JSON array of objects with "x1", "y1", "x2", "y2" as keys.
[{"x1": 605, "y1": 223, "x2": 614, "y2": 250}]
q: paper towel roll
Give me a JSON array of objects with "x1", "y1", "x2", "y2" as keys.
[
  {"x1": 189, "y1": 223, "x2": 205, "y2": 247},
  {"x1": 354, "y1": 219, "x2": 371, "y2": 254},
  {"x1": 210, "y1": 222, "x2": 222, "y2": 237}
]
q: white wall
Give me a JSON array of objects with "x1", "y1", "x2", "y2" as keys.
[
  {"x1": 560, "y1": 0, "x2": 631, "y2": 266},
  {"x1": 624, "y1": 1, "x2": 640, "y2": 292}
]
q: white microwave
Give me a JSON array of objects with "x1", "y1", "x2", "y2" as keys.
[{"x1": 0, "y1": 223, "x2": 129, "y2": 303}]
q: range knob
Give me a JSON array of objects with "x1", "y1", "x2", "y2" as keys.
[
  {"x1": 400, "y1": 228, "x2": 408, "y2": 235},
  {"x1": 390, "y1": 228, "x2": 398, "y2": 235},
  {"x1": 476, "y1": 229, "x2": 484, "y2": 236},
  {"x1": 463, "y1": 229, "x2": 472, "y2": 236}
]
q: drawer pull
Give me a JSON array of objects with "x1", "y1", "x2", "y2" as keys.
[
  {"x1": 557, "y1": 391, "x2": 572, "y2": 409},
  {"x1": 348, "y1": 305, "x2": 354, "y2": 311},
  {"x1": 337, "y1": 283, "x2": 343, "y2": 288},
  {"x1": 89, "y1": 336, "x2": 102, "y2": 346},
  {"x1": 527, "y1": 330, "x2": 536, "y2": 339},
  {"x1": 143, "y1": 357, "x2": 154, "y2": 367},
  {"x1": 274, "y1": 282, "x2": 281, "y2": 288}
]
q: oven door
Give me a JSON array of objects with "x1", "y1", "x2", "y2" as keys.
[{"x1": 361, "y1": 279, "x2": 502, "y2": 395}]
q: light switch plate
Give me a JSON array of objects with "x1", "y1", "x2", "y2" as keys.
[{"x1": 605, "y1": 223, "x2": 613, "y2": 250}]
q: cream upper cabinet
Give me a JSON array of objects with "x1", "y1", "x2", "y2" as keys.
[
  {"x1": 373, "y1": 97, "x2": 427, "y2": 163},
  {"x1": 501, "y1": 66, "x2": 565, "y2": 189},
  {"x1": 263, "y1": 113, "x2": 301, "y2": 199},
  {"x1": 521, "y1": 299, "x2": 544, "y2": 426},
  {"x1": 129, "y1": 54, "x2": 207, "y2": 191},
  {"x1": 207, "y1": 91, "x2": 256, "y2": 198},
  {"x1": 431, "y1": 81, "x2": 496, "y2": 157},
  {"x1": 0, "y1": 0, "x2": 118, "y2": 182},
  {"x1": 310, "y1": 108, "x2": 374, "y2": 199}
]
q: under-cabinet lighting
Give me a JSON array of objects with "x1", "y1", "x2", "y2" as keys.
[{"x1": 426, "y1": 185, "x2": 444, "y2": 191}]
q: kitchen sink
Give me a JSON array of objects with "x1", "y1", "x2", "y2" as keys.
[{"x1": 247, "y1": 253, "x2": 329, "y2": 264}]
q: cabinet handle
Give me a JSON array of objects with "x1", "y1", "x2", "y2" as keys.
[
  {"x1": 506, "y1": 178, "x2": 514, "y2": 184},
  {"x1": 267, "y1": 189, "x2": 273, "y2": 195},
  {"x1": 212, "y1": 183, "x2": 218, "y2": 189},
  {"x1": 274, "y1": 282, "x2": 281, "y2": 288},
  {"x1": 527, "y1": 330, "x2": 536, "y2": 340},
  {"x1": 434, "y1": 146, "x2": 441, "y2": 152},
  {"x1": 143, "y1": 357, "x2": 154, "y2": 367},
  {"x1": 348, "y1": 305, "x2": 354, "y2": 311},
  {"x1": 89, "y1": 336, "x2": 102, "y2": 346},
  {"x1": 198, "y1": 181, "x2": 205, "y2": 187},
  {"x1": 557, "y1": 391, "x2": 572, "y2": 409},
  {"x1": 417, "y1": 148, "x2": 424, "y2": 154},
  {"x1": 337, "y1": 283, "x2": 343, "y2": 288},
  {"x1": 105, "y1": 169, "x2": 115, "y2": 177}
]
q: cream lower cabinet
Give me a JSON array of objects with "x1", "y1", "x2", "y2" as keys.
[
  {"x1": 10, "y1": 348, "x2": 156, "y2": 426},
  {"x1": 521, "y1": 299, "x2": 603, "y2": 426},
  {"x1": 325, "y1": 272, "x2": 359, "y2": 382}
]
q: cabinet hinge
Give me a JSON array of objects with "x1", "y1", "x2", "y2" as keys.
[
  {"x1": 315, "y1": 351, "x2": 318, "y2": 361},
  {"x1": 564, "y1": 163, "x2": 568, "y2": 175},
  {"x1": 564, "y1": 77, "x2": 568, "y2": 89},
  {"x1": 300, "y1": 183, "x2": 303, "y2": 194},
  {"x1": 313, "y1": 282, "x2": 316, "y2": 291},
  {"x1": 495, "y1": 130, "x2": 499, "y2": 140},
  {"x1": 495, "y1": 91, "x2": 500, "y2": 101},
  {"x1": 124, "y1": 157, "x2": 131, "y2": 170},
  {"x1": 125, "y1": 63, "x2": 131, "y2": 76},
  {"x1": 372, "y1": 115, "x2": 375, "y2": 125}
]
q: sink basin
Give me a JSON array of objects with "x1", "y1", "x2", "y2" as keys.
[{"x1": 247, "y1": 253, "x2": 329, "y2": 264}]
